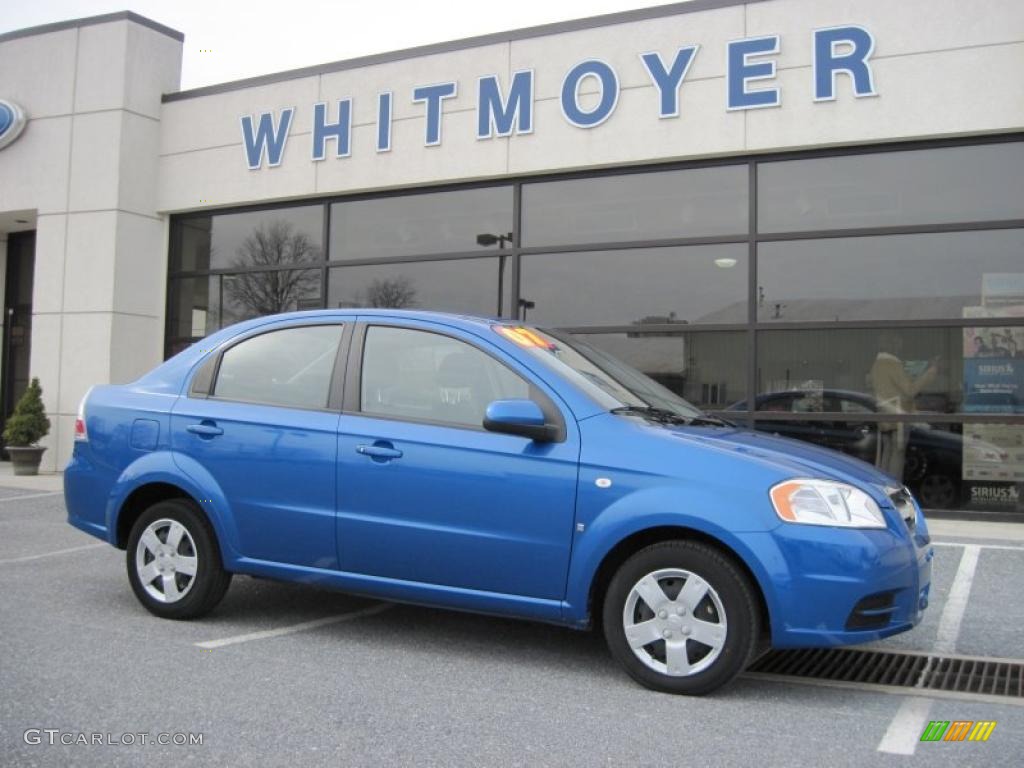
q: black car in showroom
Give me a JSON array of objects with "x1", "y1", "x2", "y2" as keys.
[{"x1": 728, "y1": 389, "x2": 1005, "y2": 509}]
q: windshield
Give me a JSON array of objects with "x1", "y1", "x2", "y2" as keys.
[{"x1": 494, "y1": 326, "x2": 705, "y2": 420}]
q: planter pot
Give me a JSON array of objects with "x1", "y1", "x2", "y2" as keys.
[{"x1": 6, "y1": 445, "x2": 46, "y2": 476}]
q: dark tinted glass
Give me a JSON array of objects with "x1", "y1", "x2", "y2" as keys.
[
  {"x1": 757, "y1": 230, "x2": 1024, "y2": 322},
  {"x1": 748, "y1": 417, "x2": 1024, "y2": 512},
  {"x1": 329, "y1": 257, "x2": 508, "y2": 316},
  {"x1": 523, "y1": 165, "x2": 748, "y2": 246},
  {"x1": 360, "y1": 326, "x2": 530, "y2": 427},
  {"x1": 754, "y1": 327, "x2": 1024, "y2": 415},
  {"x1": 170, "y1": 206, "x2": 324, "y2": 273},
  {"x1": 579, "y1": 331, "x2": 746, "y2": 410},
  {"x1": 520, "y1": 246, "x2": 747, "y2": 327},
  {"x1": 330, "y1": 187, "x2": 513, "y2": 260},
  {"x1": 166, "y1": 277, "x2": 214, "y2": 342},
  {"x1": 170, "y1": 218, "x2": 212, "y2": 272},
  {"x1": 758, "y1": 143, "x2": 1024, "y2": 232},
  {"x1": 214, "y1": 324, "x2": 343, "y2": 408},
  {"x1": 220, "y1": 269, "x2": 323, "y2": 328}
]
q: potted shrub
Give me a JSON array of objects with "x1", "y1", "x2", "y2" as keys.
[{"x1": 3, "y1": 377, "x2": 51, "y2": 475}]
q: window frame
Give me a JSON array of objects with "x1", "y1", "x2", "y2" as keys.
[
  {"x1": 344, "y1": 321, "x2": 567, "y2": 440},
  {"x1": 164, "y1": 133, "x2": 1024, "y2": 433},
  {"x1": 189, "y1": 321, "x2": 351, "y2": 413}
]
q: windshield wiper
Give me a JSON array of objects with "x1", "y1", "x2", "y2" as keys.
[
  {"x1": 609, "y1": 405, "x2": 692, "y2": 425},
  {"x1": 610, "y1": 406, "x2": 733, "y2": 428},
  {"x1": 687, "y1": 415, "x2": 734, "y2": 427}
]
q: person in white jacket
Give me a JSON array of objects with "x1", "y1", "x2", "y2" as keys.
[{"x1": 868, "y1": 331, "x2": 938, "y2": 482}]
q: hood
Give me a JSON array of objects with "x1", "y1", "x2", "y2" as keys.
[{"x1": 667, "y1": 425, "x2": 899, "y2": 493}]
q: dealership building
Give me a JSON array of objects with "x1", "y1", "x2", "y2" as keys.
[{"x1": 0, "y1": 0, "x2": 1022, "y2": 514}]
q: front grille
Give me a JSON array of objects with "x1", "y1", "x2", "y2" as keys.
[{"x1": 747, "y1": 648, "x2": 1024, "y2": 699}]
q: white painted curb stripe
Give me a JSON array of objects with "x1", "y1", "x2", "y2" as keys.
[
  {"x1": 934, "y1": 545, "x2": 981, "y2": 655},
  {"x1": 0, "y1": 542, "x2": 104, "y2": 564},
  {"x1": 195, "y1": 602, "x2": 393, "y2": 649},
  {"x1": 877, "y1": 696, "x2": 932, "y2": 755}
]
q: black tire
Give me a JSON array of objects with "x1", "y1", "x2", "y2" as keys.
[
  {"x1": 125, "y1": 499, "x2": 232, "y2": 620},
  {"x1": 602, "y1": 540, "x2": 760, "y2": 695},
  {"x1": 915, "y1": 473, "x2": 958, "y2": 510}
]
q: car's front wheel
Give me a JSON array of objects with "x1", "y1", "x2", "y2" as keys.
[
  {"x1": 915, "y1": 472, "x2": 959, "y2": 510},
  {"x1": 126, "y1": 499, "x2": 232, "y2": 619},
  {"x1": 602, "y1": 540, "x2": 759, "y2": 695}
]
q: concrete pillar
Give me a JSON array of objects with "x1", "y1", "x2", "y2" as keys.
[
  {"x1": 0, "y1": 235, "x2": 6, "y2": 389},
  {"x1": 0, "y1": 16, "x2": 183, "y2": 471}
]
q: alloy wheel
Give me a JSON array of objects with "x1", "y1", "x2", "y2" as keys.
[
  {"x1": 134, "y1": 518, "x2": 198, "y2": 603},
  {"x1": 622, "y1": 567, "x2": 728, "y2": 677}
]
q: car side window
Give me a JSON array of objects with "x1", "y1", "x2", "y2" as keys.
[
  {"x1": 758, "y1": 395, "x2": 794, "y2": 412},
  {"x1": 790, "y1": 392, "x2": 824, "y2": 413},
  {"x1": 360, "y1": 326, "x2": 531, "y2": 428},
  {"x1": 838, "y1": 397, "x2": 874, "y2": 414},
  {"x1": 212, "y1": 325, "x2": 344, "y2": 409}
]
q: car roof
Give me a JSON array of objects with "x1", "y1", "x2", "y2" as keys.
[
  {"x1": 726, "y1": 388, "x2": 876, "y2": 409},
  {"x1": 759, "y1": 388, "x2": 872, "y2": 402},
  {"x1": 226, "y1": 308, "x2": 504, "y2": 334}
]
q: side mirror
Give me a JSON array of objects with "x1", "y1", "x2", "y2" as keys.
[{"x1": 483, "y1": 399, "x2": 557, "y2": 442}]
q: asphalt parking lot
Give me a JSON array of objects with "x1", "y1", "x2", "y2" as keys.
[{"x1": 1, "y1": 489, "x2": 1022, "y2": 767}]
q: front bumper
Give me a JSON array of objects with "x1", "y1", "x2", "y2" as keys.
[{"x1": 755, "y1": 512, "x2": 932, "y2": 648}]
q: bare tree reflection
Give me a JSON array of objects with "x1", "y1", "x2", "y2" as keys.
[
  {"x1": 224, "y1": 221, "x2": 321, "y2": 316},
  {"x1": 363, "y1": 276, "x2": 418, "y2": 308}
]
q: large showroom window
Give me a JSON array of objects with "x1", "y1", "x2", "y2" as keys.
[{"x1": 167, "y1": 136, "x2": 1024, "y2": 514}]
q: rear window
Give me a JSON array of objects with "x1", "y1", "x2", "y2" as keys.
[{"x1": 213, "y1": 325, "x2": 343, "y2": 409}]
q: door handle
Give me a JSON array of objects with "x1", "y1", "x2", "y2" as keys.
[
  {"x1": 186, "y1": 423, "x2": 224, "y2": 438},
  {"x1": 356, "y1": 444, "x2": 403, "y2": 460}
]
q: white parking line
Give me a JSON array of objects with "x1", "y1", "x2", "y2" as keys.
[
  {"x1": 877, "y1": 544, "x2": 986, "y2": 754},
  {"x1": 934, "y1": 545, "x2": 981, "y2": 655},
  {"x1": 877, "y1": 696, "x2": 932, "y2": 755},
  {"x1": 0, "y1": 542, "x2": 105, "y2": 564},
  {"x1": 0, "y1": 491, "x2": 64, "y2": 504},
  {"x1": 932, "y1": 541, "x2": 1024, "y2": 551},
  {"x1": 195, "y1": 602, "x2": 393, "y2": 649}
]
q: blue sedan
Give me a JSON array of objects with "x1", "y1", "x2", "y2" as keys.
[{"x1": 65, "y1": 310, "x2": 932, "y2": 694}]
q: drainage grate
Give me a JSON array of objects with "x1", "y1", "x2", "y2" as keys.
[{"x1": 748, "y1": 648, "x2": 1024, "y2": 699}]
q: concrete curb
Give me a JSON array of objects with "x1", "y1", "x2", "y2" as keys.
[
  {"x1": 928, "y1": 518, "x2": 1024, "y2": 542},
  {"x1": 0, "y1": 469, "x2": 64, "y2": 493}
]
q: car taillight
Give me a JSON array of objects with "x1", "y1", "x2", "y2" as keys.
[{"x1": 74, "y1": 391, "x2": 89, "y2": 441}]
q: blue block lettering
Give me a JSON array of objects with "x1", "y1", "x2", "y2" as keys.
[
  {"x1": 561, "y1": 60, "x2": 619, "y2": 128},
  {"x1": 639, "y1": 47, "x2": 699, "y2": 117},
  {"x1": 477, "y1": 70, "x2": 534, "y2": 139},
  {"x1": 240, "y1": 108, "x2": 294, "y2": 169},
  {"x1": 727, "y1": 36, "x2": 781, "y2": 110},
  {"x1": 814, "y1": 26, "x2": 877, "y2": 101},
  {"x1": 377, "y1": 92, "x2": 392, "y2": 152},
  {"x1": 412, "y1": 82, "x2": 458, "y2": 146},
  {"x1": 312, "y1": 100, "x2": 352, "y2": 161}
]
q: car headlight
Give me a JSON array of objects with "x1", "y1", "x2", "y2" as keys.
[{"x1": 770, "y1": 478, "x2": 886, "y2": 529}]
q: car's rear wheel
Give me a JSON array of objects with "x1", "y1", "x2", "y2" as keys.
[
  {"x1": 126, "y1": 499, "x2": 231, "y2": 619},
  {"x1": 602, "y1": 540, "x2": 759, "y2": 695}
]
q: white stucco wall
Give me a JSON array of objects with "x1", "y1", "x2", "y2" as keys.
[
  {"x1": 0, "y1": 16, "x2": 182, "y2": 470},
  {"x1": 158, "y1": 0, "x2": 1024, "y2": 213}
]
